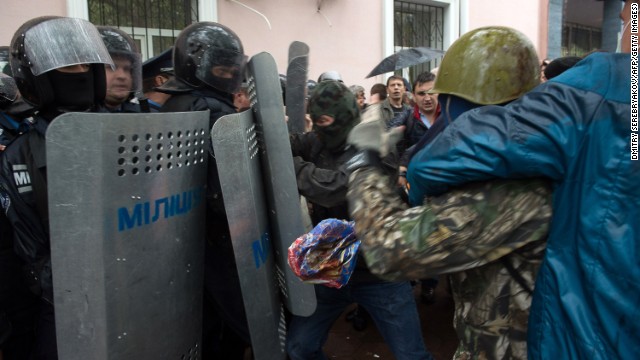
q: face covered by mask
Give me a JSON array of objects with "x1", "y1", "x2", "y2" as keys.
[
  {"x1": 308, "y1": 80, "x2": 360, "y2": 151},
  {"x1": 47, "y1": 68, "x2": 95, "y2": 112}
]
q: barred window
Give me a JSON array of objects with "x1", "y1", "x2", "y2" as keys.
[
  {"x1": 562, "y1": 22, "x2": 602, "y2": 57},
  {"x1": 394, "y1": 1, "x2": 444, "y2": 81},
  {"x1": 88, "y1": 0, "x2": 198, "y2": 60}
]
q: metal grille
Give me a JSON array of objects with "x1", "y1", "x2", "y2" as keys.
[
  {"x1": 88, "y1": 0, "x2": 198, "y2": 60},
  {"x1": 562, "y1": 22, "x2": 602, "y2": 57},
  {"x1": 394, "y1": 1, "x2": 444, "y2": 82}
]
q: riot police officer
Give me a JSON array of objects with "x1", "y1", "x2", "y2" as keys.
[
  {"x1": 97, "y1": 26, "x2": 143, "y2": 113},
  {"x1": 0, "y1": 71, "x2": 38, "y2": 360},
  {"x1": 0, "y1": 16, "x2": 113, "y2": 359},
  {"x1": 158, "y1": 21, "x2": 250, "y2": 359}
]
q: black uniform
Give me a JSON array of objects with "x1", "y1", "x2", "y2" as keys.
[
  {"x1": 0, "y1": 117, "x2": 58, "y2": 359},
  {"x1": 160, "y1": 82, "x2": 251, "y2": 358},
  {"x1": 0, "y1": 118, "x2": 50, "y2": 301},
  {"x1": 0, "y1": 209, "x2": 38, "y2": 360}
]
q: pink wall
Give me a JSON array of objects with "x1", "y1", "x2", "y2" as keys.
[
  {"x1": 218, "y1": 0, "x2": 385, "y2": 91},
  {"x1": 0, "y1": 0, "x2": 67, "y2": 45},
  {"x1": 467, "y1": 0, "x2": 547, "y2": 61},
  {"x1": 1, "y1": 0, "x2": 551, "y2": 91}
]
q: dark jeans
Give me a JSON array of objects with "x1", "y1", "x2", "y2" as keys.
[{"x1": 286, "y1": 281, "x2": 434, "y2": 360}]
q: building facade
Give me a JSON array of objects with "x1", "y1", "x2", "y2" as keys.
[{"x1": 0, "y1": 0, "x2": 624, "y2": 90}]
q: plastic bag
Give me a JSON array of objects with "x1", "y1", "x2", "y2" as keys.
[{"x1": 287, "y1": 218, "x2": 360, "y2": 288}]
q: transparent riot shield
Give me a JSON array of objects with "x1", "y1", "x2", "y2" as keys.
[{"x1": 47, "y1": 111, "x2": 209, "y2": 360}]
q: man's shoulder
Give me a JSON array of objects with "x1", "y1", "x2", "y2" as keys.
[
  {"x1": 379, "y1": 98, "x2": 392, "y2": 109},
  {"x1": 159, "y1": 92, "x2": 201, "y2": 112},
  {"x1": 1, "y1": 132, "x2": 36, "y2": 161},
  {"x1": 548, "y1": 52, "x2": 630, "y2": 103}
]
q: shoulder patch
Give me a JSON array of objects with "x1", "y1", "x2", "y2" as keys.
[{"x1": 12, "y1": 164, "x2": 32, "y2": 193}]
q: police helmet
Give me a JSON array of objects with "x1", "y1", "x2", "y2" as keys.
[
  {"x1": 317, "y1": 70, "x2": 343, "y2": 83},
  {"x1": 97, "y1": 26, "x2": 142, "y2": 93},
  {"x1": 0, "y1": 73, "x2": 18, "y2": 109},
  {"x1": 173, "y1": 22, "x2": 246, "y2": 93},
  {"x1": 10, "y1": 16, "x2": 113, "y2": 108}
]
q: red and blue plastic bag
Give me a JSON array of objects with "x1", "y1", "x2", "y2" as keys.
[{"x1": 288, "y1": 218, "x2": 360, "y2": 289}]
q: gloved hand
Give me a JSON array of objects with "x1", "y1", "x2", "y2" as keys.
[
  {"x1": 345, "y1": 104, "x2": 405, "y2": 174},
  {"x1": 346, "y1": 104, "x2": 404, "y2": 157}
]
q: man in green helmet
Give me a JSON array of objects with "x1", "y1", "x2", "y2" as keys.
[
  {"x1": 345, "y1": 26, "x2": 552, "y2": 360},
  {"x1": 402, "y1": 1, "x2": 637, "y2": 358}
]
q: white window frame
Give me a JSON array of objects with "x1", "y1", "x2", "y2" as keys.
[
  {"x1": 67, "y1": 0, "x2": 217, "y2": 59},
  {"x1": 383, "y1": 0, "x2": 466, "y2": 79}
]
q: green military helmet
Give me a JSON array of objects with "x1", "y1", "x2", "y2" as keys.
[{"x1": 432, "y1": 26, "x2": 540, "y2": 105}]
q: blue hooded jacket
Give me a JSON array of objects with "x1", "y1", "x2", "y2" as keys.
[{"x1": 407, "y1": 53, "x2": 638, "y2": 359}]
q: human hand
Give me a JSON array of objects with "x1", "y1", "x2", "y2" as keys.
[
  {"x1": 347, "y1": 104, "x2": 403, "y2": 157},
  {"x1": 304, "y1": 114, "x2": 313, "y2": 133}
]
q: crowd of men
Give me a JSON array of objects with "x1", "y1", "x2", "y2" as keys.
[{"x1": 0, "y1": 0, "x2": 637, "y2": 359}]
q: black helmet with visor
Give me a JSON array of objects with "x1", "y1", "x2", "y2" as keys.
[{"x1": 173, "y1": 22, "x2": 246, "y2": 93}]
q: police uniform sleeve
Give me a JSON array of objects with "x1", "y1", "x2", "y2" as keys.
[
  {"x1": 0, "y1": 147, "x2": 51, "y2": 299},
  {"x1": 347, "y1": 167, "x2": 553, "y2": 280}
]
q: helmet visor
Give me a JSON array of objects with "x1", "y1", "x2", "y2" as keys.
[
  {"x1": 0, "y1": 60, "x2": 10, "y2": 76},
  {"x1": 195, "y1": 47, "x2": 247, "y2": 93},
  {"x1": 0, "y1": 73, "x2": 18, "y2": 103},
  {"x1": 107, "y1": 51, "x2": 143, "y2": 94},
  {"x1": 24, "y1": 18, "x2": 114, "y2": 76}
]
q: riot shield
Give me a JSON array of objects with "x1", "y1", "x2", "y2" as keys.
[
  {"x1": 47, "y1": 111, "x2": 209, "y2": 360},
  {"x1": 285, "y1": 41, "x2": 310, "y2": 134},
  {"x1": 212, "y1": 110, "x2": 287, "y2": 359},
  {"x1": 246, "y1": 52, "x2": 317, "y2": 316},
  {"x1": 210, "y1": 52, "x2": 317, "y2": 360}
]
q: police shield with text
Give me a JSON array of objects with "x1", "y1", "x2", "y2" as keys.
[
  {"x1": 162, "y1": 22, "x2": 316, "y2": 359},
  {"x1": 1, "y1": 16, "x2": 210, "y2": 360}
]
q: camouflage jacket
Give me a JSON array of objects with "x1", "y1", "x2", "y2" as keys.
[{"x1": 347, "y1": 168, "x2": 552, "y2": 360}]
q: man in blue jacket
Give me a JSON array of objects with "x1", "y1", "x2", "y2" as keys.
[{"x1": 406, "y1": 1, "x2": 637, "y2": 358}]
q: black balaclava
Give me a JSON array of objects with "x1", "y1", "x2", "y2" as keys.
[{"x1": 47, "y1": 69, "x2": 95, "y2": 112}]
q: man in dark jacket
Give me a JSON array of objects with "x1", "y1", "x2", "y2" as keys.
[
  {"x1": 0, "y1": 69, "x2": 38, "y2": 360},
  {"x1": 387, "y1": 71, "x2": 442, "y2": 303},
  {"x1": 286, "y1": 80, "x2": 433, "y2": 360},
  {"x1": 0, "y1": 16, "x2": 114, "y2": 359},
  {"x1": 158, "y1": 21, "x2": 251, "y2": 359}
]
